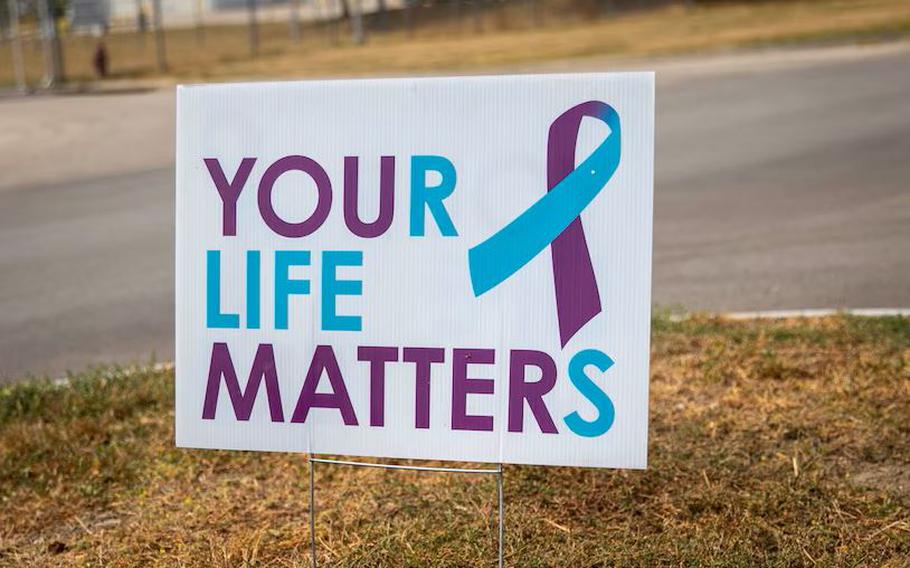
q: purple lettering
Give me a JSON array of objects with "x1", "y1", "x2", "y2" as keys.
[
  {"x1": 343, "y1": 156, "x2": 395, "y2": 238},
  {"x1": 358, "y1": 346, "x2": 399, "y2": 427},
  {"x1": 452, "y1": 348, "x2": 495, "y2": 431},
  {"x1": 204, "y1": 157, "x2": 256, "y2": 236},
  {"x1": 258, "y1": 155, "x2": 332, "y2": 238},
  {"x1": 508, "y1": 349, "x2": 558, "y2": 433},
  {"x1": 202, "y1": 342, "x2": 284, "y2": 422},
  {"x1": 403, "y1": 347, "x2": 445, "y2": 429},
  {"x1": 292, "y1": 345, "x2": 358, "y2": 425}
]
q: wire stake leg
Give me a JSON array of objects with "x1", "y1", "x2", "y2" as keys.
[
  {"x1": 498, "y1": 464, "x2": 504, "y2": 568},
  {"x1": 309, "y1": 457, "x2": 317, "y2": 567},
  {"x1": 307, "y1": 457, "x2": 503, "y2": 567}
]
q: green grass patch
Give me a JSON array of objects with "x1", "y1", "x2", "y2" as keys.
[{"x1": 1, "y1": 316, "x2": 908, "y2": 566}]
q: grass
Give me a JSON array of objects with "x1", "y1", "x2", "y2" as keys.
[
  {"x1": 0, "y1": 315, "x2": 908, "y2": 566},
  {"x1": 3, "y1": 0, "x2": 910, "y2": 88}
]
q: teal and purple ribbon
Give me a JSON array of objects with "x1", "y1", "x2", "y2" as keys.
[{"x1": 468, "y1": 101, "x2": 621, "y2": 346}]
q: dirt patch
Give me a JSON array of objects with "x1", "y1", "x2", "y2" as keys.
[{"x1": 853, "y1": 464, "x2": 910, "y2": 497}]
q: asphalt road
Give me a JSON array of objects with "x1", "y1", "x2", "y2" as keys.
[{"x1": 1, "y1": 43, "x2": 908, "y2": 380}]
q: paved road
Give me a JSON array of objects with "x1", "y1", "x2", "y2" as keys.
[{"x1": 1, "y1": 43, "x2": 908, "y2": 380}]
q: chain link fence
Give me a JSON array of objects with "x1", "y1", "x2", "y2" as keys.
[{"x1": 2, "y1": 0, "x2": 680, "y2": 90}]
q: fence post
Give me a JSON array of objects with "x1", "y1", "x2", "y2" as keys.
[
  {"x1": 290, "y1": 0, "x2": 302, "y2": 42},
  {"x1": 529, "y1": 0, "x2": 543, "y2": 28},
  {"x1": 152, "y1": 0, "x2": 167, "y2": 72},
  {"x1": 6, "y1": 0, "x2": 26, "y2": 92},
  {"x1": 350, "y1": 0, "x2": 365, "y2": 45},
  {"x1": 36, "y1": 0, "x2": 64, "y2": 88},
  {"x1": 404, "y1": 0, "x2": 414, "y2": 37},
  {"x1": 195, "y1": 0, "x2": 206, "y2": 46},
  {"x1": 473, "y1": 0, "x2": 484, "y2": 34},
  {"x1": 320, "y1": 0, "x2": 339, "y2": 46},
  {"x1": 247, "y1": 0, "x2": 259, "y2": 57},
  {"x1": 375, "y1": 0, "x2": 387, "y2": 31}
]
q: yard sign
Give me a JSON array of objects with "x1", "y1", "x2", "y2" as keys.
[{"x1": 176, "y1": 73, "x2": 654, "y2": 468}]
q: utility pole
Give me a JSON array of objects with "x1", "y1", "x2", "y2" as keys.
[
  {"x1": 36, "y1": 0, "x2": 64, "y2": 88},
  {"x1": 152, "y1": 0, "x2": 167, "y2": 72},
  {"x1": 6, "y1": 0, "x2": 26, "y2": 92},
  {"x1": 247, "y1": 0, "x2": 259, "y2": 57}
]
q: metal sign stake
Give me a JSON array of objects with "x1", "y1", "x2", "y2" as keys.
[{"x1": 308, "y1": 456, "x2": 504, "y2": 567}]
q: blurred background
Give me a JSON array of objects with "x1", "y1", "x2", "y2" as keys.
[
  {"x1": 1, "y1": 0, "x2": 909, "y2": 380},
  {"x1": 3, "y1": 0, "x2": 907, "y2": 87}
]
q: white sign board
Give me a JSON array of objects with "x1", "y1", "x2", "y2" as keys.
[{"x1": 176, "y1": 73, "x2": 654, "y2": 468}]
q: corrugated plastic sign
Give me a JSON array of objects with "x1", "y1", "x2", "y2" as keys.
[{"x1": 176, "y1": 73, "x2": 654, "y2": 468}]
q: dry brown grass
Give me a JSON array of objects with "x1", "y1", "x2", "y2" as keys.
[
  {"x1": 3, "y1": 0, "x2": 910, "y2": 87},
  {"x1": 1, "y1": 314, "x2": 908, "y2": 566}
]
